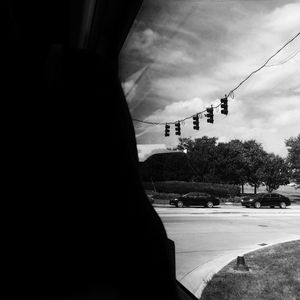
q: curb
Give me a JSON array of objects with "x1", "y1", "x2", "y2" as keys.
[{"x1": 180, "y1": 236, "x2": 300, "y2": 299}]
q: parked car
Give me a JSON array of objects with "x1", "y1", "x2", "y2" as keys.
[
  {"x1": 169, "y1": 192, "x2": 220, "y2": 208},
  {"x1": 241, "y1": 193, "x2": 291, "y2": 208}
]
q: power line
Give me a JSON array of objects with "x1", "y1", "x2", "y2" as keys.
[
  {"x1": 227, "y1": 31, "x2": 300, "y2": 97},
  {"x1": 265, "y1": 49, "x2": 300, "y2": 67},
  {"x1": 132, "y1": 31, "x2": 300, "y2": 127},
  {"x1": 132, "y1": 103, "x2": 221, "y2": 125}
]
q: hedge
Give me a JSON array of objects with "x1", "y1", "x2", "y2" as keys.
[{"x1": 143, "y1": 181, "x2": 240, "y2": 198}]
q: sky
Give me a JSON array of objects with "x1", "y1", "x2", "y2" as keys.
[{"x1": 120, "y1": 0, "x2": 300, "y2": 161}]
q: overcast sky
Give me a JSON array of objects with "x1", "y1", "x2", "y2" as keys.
[{"x1": 120, "y1": 0, "x2": 300, "y2": 160}]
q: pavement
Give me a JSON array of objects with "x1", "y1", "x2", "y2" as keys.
[{"x1": 155, "y1": 204, "x2": 300, "y2": 298}]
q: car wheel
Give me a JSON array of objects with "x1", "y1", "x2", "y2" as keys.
[
  {"x1": 254, "y1": 201, "x2": 261, "y2": 209},
  {"x1": 177, "y1": 200, "x2": 184, "y2": 208},
  {"x1": 206, "y1": 201, "x2": 214, "y2": 208},
  {"x1": 280, "y1": 202, "x2": 287, "y2": 209}
]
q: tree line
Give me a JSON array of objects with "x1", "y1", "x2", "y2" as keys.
[{"x1": 140, "y1": 134, "x2": 300, "y2": 193}]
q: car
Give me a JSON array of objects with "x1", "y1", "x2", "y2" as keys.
[
  {"x1": 169, "y1": 192, "x2": 220, "y2": 208},
  {"x1": 241, "y1": 193, "x2": 291, "y2": 209}
]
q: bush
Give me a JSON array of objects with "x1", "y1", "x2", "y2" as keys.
[
  {"x1": 143, "y1": 181, "x2": 240, "y2": 198},
  {"x1": 146, "y1": 191, "x2": 181, "y2": 200}
]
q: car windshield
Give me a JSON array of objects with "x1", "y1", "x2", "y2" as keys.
[{"x1": 120, "y1": 0, "x2": 300, "y2": 298}]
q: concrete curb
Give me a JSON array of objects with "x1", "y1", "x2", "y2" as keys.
[{"x1": 180, "y1": 236, "x2": 300, "y2": 299}]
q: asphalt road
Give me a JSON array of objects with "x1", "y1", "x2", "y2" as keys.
[{"x1": 155, "y1": 204, "x2": 300, "y2": 298}]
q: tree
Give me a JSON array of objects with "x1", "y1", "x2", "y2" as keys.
[
  {"x1": 242, "y1": 140, "x2": 267, "y2": 194},
  {"x1": 177, "y1": 136, "x2": 218, "y2": 182},
  {"x1": 139, "y1": 152, "x2": 193, "y2": 181},
  {"x1": 261, "y1": 153, "x2": 290, "y2": 192},
  {"x1": 285, "y1": 134, "x2": 300, "y2": 184},
  {"x1": 215, "y1": 140, "x2": 247, "y2": 190}
]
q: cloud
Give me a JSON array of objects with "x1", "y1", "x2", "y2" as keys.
[
  {"x1": 123, "y1": 1, "x2": 300, "y2": 157},
  {"x1": 136, "y1": 91, "x2": 300, "y2": 157},
  {"x1": 143, "y1": 97, "x2": 206, "y2": 123},
  {"x1": 151, "y1": 75, "x2": 220, "y2": 103},
  {"x1": 294, "y1": 87, "x2": 300, "y2": 93},
  {"x1": 264, "y1": 3, "x2": 300, "y2": 34},
  {"x1": 137, "y1": 143, "x2": 167, "y2": 161},
  {"x1": 135, "y1": 97, "x2": 206, "y2": 142},
  {"x1": 152, "y1": 48, "x2": 194, "y2": 65},
  {"x1": 213, "y1": 3, "x2": 300, "y2": 95},
  {"x1": 127, "y1": 28, "x2": 159, "y2": 52}
]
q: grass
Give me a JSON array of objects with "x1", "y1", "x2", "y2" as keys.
[{"x1": 200, "y1": 240, "x2": 300, "y2": 300}]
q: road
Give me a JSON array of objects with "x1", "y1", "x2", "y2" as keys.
[{"x1": 155, "y1": 204, "x2": 300, "y2": 298}]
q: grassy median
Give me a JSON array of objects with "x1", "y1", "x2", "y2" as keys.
[{"x1": 200, "y1": 240, "x2": 300, "y2": 300}]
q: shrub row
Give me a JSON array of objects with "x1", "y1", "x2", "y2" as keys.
[
  {"x1": 143, "y1": 181, "x2": 240, "y2": 198},
  {"x1": 146, "y1": 191, "x2": 181, "y2": 200}
]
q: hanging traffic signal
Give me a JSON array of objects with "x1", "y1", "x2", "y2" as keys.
[
  {"x1": 175, "y1": 122, "x2": 181, "y2": 135},
  {"x1": 205, "y1": 107, "x2": 214, "y2": 123},
  {"x1": 220, "y1": 97, "x2": 228, "y2": 115},
  {"x1": 193, "y1": 114, "x2": 199, "y2": 130},
  {"x1": 165, "y1": 124, "x2": 170, "y2": 136}
]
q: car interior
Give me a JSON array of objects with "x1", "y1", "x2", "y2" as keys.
[{"x1": 4, "y1": 1, "x2": 197, "y2": 299}]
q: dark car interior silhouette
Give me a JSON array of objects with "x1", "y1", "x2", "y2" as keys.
[{"x1": 4, "y1": 1, "x2": 198, "y2": 299}]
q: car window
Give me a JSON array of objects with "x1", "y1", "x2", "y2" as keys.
[
  {"x1": 186, "y1": 192, "x2": 197, "y2": 197},
  {"x1": 120, "y1": 0, "x2": 300, "y2": 298},
  {"x1": 199, "y1": 193, "x2": 209, "y2": 197}
]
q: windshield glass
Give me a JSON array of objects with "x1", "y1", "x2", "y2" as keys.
[{"x1": 120, "y1": 0, "x2": 300, "y2": 298}]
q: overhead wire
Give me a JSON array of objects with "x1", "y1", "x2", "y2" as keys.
[
  {"x1": 265, "y1": 48, "x2": 300, "y2": 67},
  {"x1": 227, "y1": 31, "x2": 300, "y2": 97},
  {"x1": 132, "y1": 31, "x2": 300, "y2": 127}
]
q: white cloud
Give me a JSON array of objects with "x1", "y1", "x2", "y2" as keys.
[
  {"x1": 294, "y1": 87, "x2": 300, "y2": 93},
  {"x1": 151, "y1": 75, "x2": 220, "y2": 102},
  {"x1": 126, "y1": 1, "x2": 300, "y2": 157},
  {"x1": 143, "y1": 97, "x2": 206, "y2": 123},
  {"x1": 214, "y1": 3, "x2": 300, "y2": 97},
  {"x1": 137, "y1": 144, "x2": 167, "y2": 161},
  {"x1": 128, "y1": 28, "x2": 159, "y2": 52},
  {"x1": 152, "y1": 48, "x2": 194, "y2": 65},
  {"x1": 264, "y1": 3, "x2": 300, "y2": 34}
]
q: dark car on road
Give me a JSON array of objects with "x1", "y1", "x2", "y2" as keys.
[
  {"x1": 241, "y1": 193, "x2": 291, "y2": 208},
  {"x1": 169, "y1": 192, "x2": 220, "y2": 208}
]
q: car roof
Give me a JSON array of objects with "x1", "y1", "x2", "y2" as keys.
[{"x1": 184, "y1": 192, "x2": 209, "y2": 196}]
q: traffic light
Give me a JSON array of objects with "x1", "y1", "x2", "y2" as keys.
[
  {"x1": 165, "y1": 124, "x2": 170, "y2": 136},
  {"x1": 193, "y1": 114, "x2": 199, "y2": 130},
  {"x1": 220, "y1": 97, "x2": 228, "y2": 115},
  {"x1": 205, "y1": 107, "x2": 214, "y2": 123},
  {"x1": 175, "y1": 122, "x2": 181, "y2": 135}
]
